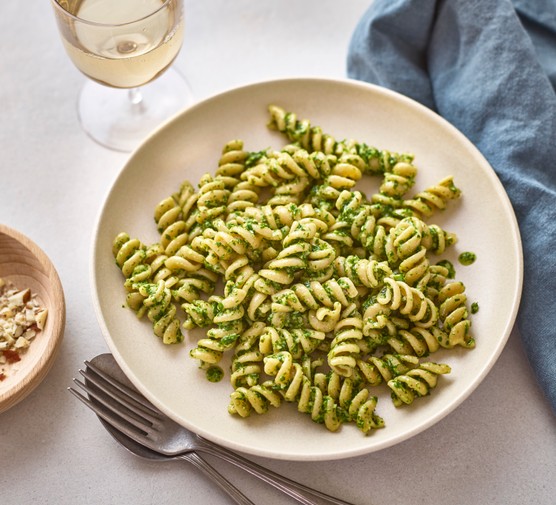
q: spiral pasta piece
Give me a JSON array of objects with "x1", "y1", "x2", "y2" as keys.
[
  {"x1": 220, "y1": 260, "x2": 272, "y2": 322},
  {"x1": 268, "y1": 105, "x2": 414, "y2": 176},
  {"x1": 195, "y1": 174, "x2": 231, "y2": 225},
  {"x1": 377, "y1": 277, "x2": 438, "y2": 328},
  {"x1": 424, "y1": 263, "x2": 452, "y2": 302},
  {"x1": 333, "y1": 255, "x2": 392, "y2": 289},
  {"x1": 220, "y1": 140, "x2": 263, "y2": 217},
  {"x1": 113, "y1": 235, "x2": 164, "y2": 317},
  {"x1": 222, "y1": 256, "x2": 252, "y2": 283},
  {"x1": 292, "y1": 149, "x2": 335, "y2": 179},
  {"x1": 243, "y1": 149, "x2": 335, "y2": 188},
  {"x1": 330, "y1": 191, "x2": 373, "y2": 239},
  {"x1": 392, "y1": 216, "x2": 457, "y2": 258},
  {"x1": 303, "y1": 238, "x2": 336, "y2": 281},
  {"x1": 157, "y1": 180, "x2": 198, "y2": 243},
  {"x1": 230, "y1": 322, "x2": 266, "y2": 389},
  {"x1": 138, "y1": 280, "x2": 183, "y2": 344},
  {"x1": 181, "y1": 298, "x2": 218, "y2": 329},
  {"x1": 313, "y1": 371, "x2": 384, "y2": 433},
  {"x1": 297, "y1": 201, "x2": 335, "y2": 229},
  {"x1": 259, "y1": 326, "x2": 326, "y2": 359},
  {"x1": 267, "y1": 176, "x2": 311, "y2": 206},
  {"x1": 217, "y1": 140, "x2": 249, "y2": 178},
  {"x1": 194, "y1": 219, "x2": 264, "y2": 264},
  {"x1": 386, "y1": 326, "x2": 444, "y2": 357},
  {"x1": 306, "y1": 183, "x2": 343, "y2": 213},
  {"x1": 421, "y1": 223, "x2": 458, "y2": 255},
  {"x1": 122, "y1": 243, "x2": 162, "y2": 287},
  {"x1": 241, "y1": 151, "x2": 295, "y2": 188},
  {"x1": 327, "y1": 304, "x2": 364, "y2": 378},
  {"x1": 264, "y1": 352, "x2": 342, "y2": 431},
  {"x1": 267, "y1": 105, "x2": 335, "y2": 154},
  {"x1": 321, "y1": 192, "x2": 368, "y2": 254},
  {"x1": 403, "y1": 176, "x2": 461, "y2": 218},
  {"x1": 361, "y1": 299, "x2": 411, "y2": 349},
  {"x1": 226, "y1": 180, "x2": 261, "y2": 218},
  {"x1": 154, "y1": 194, "x2": 181, "y2": 231},
  {"x1": 388, "y1": 361, "x2": 451, "y2": 406},
  {"x1": 246, "y1": 289, "x2": 272, "y2": 322},
  {"x1": 243, "y1": 203, "x2": 298, "y2": 231},
  {"x1": 437, "y1": 281, "x2": 474, "y2": 349},
  {"x1": 271, "y1": 277, "x2": 359, "y2": 315},
  {"x1": 228, "y1": 381, "x2": 282, "y2": 417},
  {"x1": 389, "y1": 218, "x2": 430, "y2": 290},
  {"x1": 153, "y1": 191, "x2": 192, "y2": 256},
  {"x1": 113, "y1": 233, "x2": 147, "y2": 279},
  {"x1": 326, "y1": 153, "x2": 363, "y2": 190},
  {"x1": 173, "y1": 267, "x2": 218, "y2": 303},
  {"x1": 189, "y1": 317, "x2": 244, "y2": 366},
  {"x1": 362, "y1": 223, "x2": 397, "y2": 263},
  {"x1": 263, "y1": 221, "x2": 315, "y2": 274},
  {"x1": 189, "y1": 279, "x2": 251, "y2": 365},
  {"x1": 378, "y1": 161, "x2": 418, "y2": 201},
  {"x1": 263, "y1": 351, "x2": 301, "y2": 391},
  {"x1": 356, "y1": 353, "x2": 420, "y2": 387},
  {"x1": 139, "y1": 243, "x2": 175, "y2": 287},
  {"x1": 164, "y1": 244, "x2": 205, "y2": 275},
  {"x1": 356, "y1": 212, "x2": 377, "y2": 250},
  {"x1": 354, "y1": 141, "x2": 415, "y2": 176},
  {"x1": 242, "y1": 155, "x2": 284, "y2": 187}
]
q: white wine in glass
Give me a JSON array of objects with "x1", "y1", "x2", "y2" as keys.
[{"x1": 51, "y1": 0, "x2": 193, "y2": 152}]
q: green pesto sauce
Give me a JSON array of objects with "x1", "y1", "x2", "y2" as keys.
[
  {"x1": 206, "y1": 366, "x2": 224, "y2": 383},
  {"x1": 458, "y1": 252, "x2": 477, "y2": 266},
  {"x1": 471, "y1": 302, "x2": 480, "y2": 314},
  {"x1": 437, "y1": 260, "x2": 456, "y2": 279}
]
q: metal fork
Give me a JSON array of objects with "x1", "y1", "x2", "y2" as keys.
[
  {"x1": 69, "y1": 354, "x2": 355, "y2": 505},
  {"x1": 81, "y1": 367, "x2": 255, "y2": 505}
]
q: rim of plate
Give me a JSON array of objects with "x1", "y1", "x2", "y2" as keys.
[{"x1": 90, "y1": 77, "x2": 523, "y2": 460}]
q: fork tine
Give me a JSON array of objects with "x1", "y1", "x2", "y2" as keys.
[
  {"x1": 84, "y1": 360, "x2": 162, "y2": 415},
  {"x1": 72, "y1": 376, "x2": 155, "y2": 435},
  {"x1": 68, "y1": 385, "x2": 152, "y2": 444},
  {"x1": 78, "y1": 366, "x2": 160, "y2": 424}
]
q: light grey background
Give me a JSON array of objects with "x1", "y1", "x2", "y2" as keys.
[{"x1": 1, "y1": 1, "x2": 554, "y2": 504}]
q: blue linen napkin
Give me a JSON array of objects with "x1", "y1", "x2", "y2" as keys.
[{"x1": 347, "y1": 0, "x2": 556, "y2": 412}]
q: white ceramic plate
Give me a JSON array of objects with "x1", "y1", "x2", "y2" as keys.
[{"x1": 91, "y1": 78, "x2": 522, "y2": 461}]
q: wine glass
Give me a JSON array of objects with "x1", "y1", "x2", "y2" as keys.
[{"x1": 50, "y1": 0, "x2": 193, "y2": 152}]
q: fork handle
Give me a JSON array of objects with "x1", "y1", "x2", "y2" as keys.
[
  {"x1": 194, "y1": 438, "x2": 356, "y2": 505},
  {"x1": 181, "y1": 452, "x2": 256, "y2": 505}
]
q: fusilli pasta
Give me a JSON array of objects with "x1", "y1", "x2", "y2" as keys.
[{"x1": 112, "y1": 104, "x2": 476, "y2": 434}]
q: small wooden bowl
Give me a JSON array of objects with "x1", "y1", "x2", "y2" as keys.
[{"x1": 0, "y1": 224, "x2": 66, "y2": 414}]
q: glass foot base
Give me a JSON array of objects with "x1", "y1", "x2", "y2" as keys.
[{"x1": 77, "y1": 68, "x2": 194, "y2": 152}]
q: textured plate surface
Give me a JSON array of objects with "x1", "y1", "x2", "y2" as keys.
[{"x1": 91, "y1": 78, "x2": 522, "y2": 460}]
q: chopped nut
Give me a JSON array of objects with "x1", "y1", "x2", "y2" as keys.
[
  {"x1": 23, "y1": 329, "x2": 36, "y2": 340},
  {"x1": 14, "y1": 336, "x2": 30, "y2": 349},
  {"x1": 0, "y1": 278, "x2": 48, "y2": 381},
  {"x1": 35, "y1": 309, "x2": 48, "y2": 330},
  {"x1": 8, "y1": 288, "x2": 30, "y2": 306}
]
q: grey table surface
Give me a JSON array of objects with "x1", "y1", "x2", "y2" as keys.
[{"x1": 1, "y1": 1, "x2": 554, "y2": 504}]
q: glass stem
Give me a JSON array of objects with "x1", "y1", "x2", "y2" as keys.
[{"x1": 128, "y1": 88, "x2": 145, "y2": 113}]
